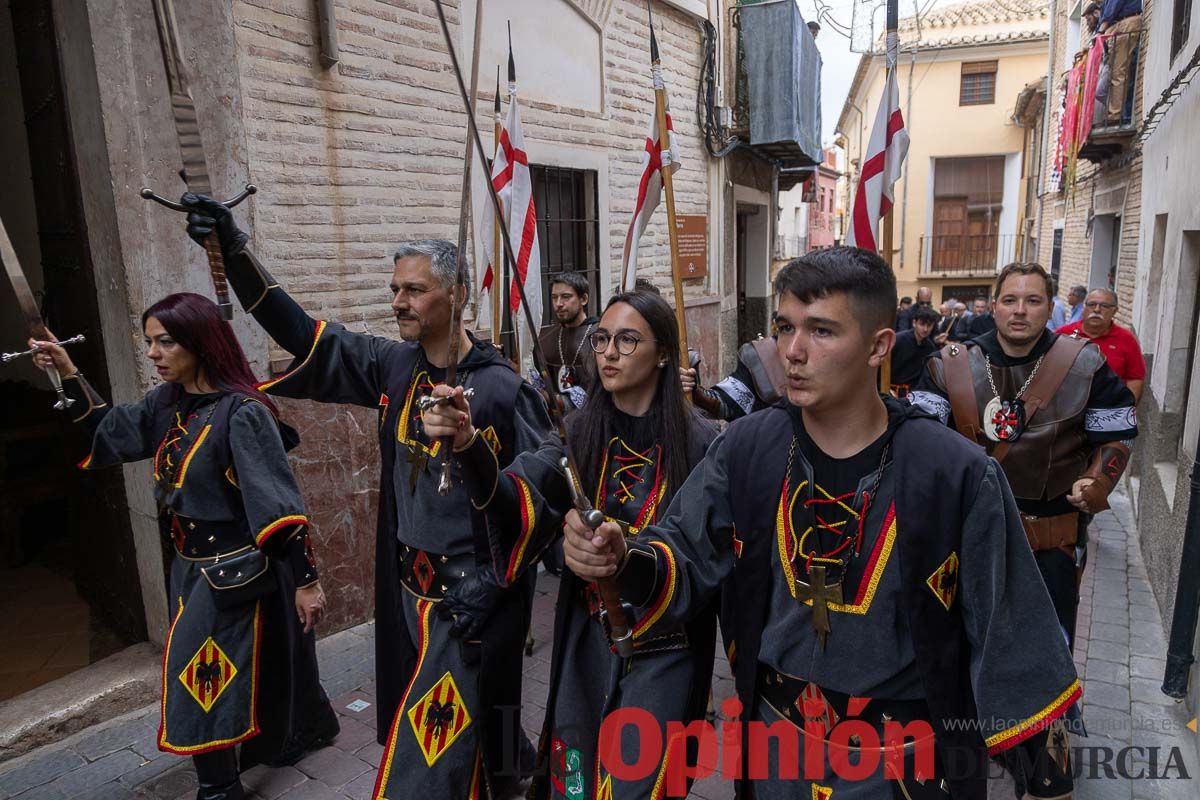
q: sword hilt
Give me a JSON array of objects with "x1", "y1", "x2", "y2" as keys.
[
  {"x1": 2, "y1": 333, "x2": 86, "y2": 363},
  {"x1": 139, "y1": 182, "x2": 257, "y2": 213},
  {"x1": 416, "y1": 387, "x2": 476, "y2": 412},
  {"x1": 140, "y1": 183, "x2": 256, "y2": 321},
  {"x1": 559, "y1": 457, "x2": 633, "y2": 656}
]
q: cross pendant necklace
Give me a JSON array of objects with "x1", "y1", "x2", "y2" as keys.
[{"x1": 795, "y1": 564, "x2": 841, "y2": 650}]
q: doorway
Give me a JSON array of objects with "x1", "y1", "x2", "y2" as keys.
[
  {"x1": 0, "y1": 1, "x2": 144, "y2": 702},
  {"x1": 1089, "y1": 214, "x2": 1122, "y2": 292}
]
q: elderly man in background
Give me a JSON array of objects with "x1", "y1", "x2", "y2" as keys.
[{"x1": 1057, "y1": 288, "x2": 1146, "y2": 402}]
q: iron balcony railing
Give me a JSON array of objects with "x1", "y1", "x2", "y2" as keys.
[{"x1": 919, "y1": 233, "x2": 1017, "y2": 275}]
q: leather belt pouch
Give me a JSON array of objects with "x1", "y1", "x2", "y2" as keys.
[
  {"x1": 1020, "y1": 512, "x2": 1079, "y2": 556},
  {"x1": 201, "y1": 548, "x2": 275, "y2": 611},
  {"x1": 398, "y1": 545, "x2": 473, "y2": 601}
]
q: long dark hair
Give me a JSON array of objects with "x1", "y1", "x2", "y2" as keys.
[
  {"x1": 141, "y1": 292, "x2": 278, "y2": 415},
  {"x1": 567, "y1": 290, "x2": 692, "y2": 506}
]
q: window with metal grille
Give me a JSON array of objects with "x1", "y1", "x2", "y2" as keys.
[
  {"x1": 960, "y1": 61, "x2": 997, "y2": 106},
  {"x1": 1172, "y1": 0, "x2": 1193, "y2": 61},
  {"x1": 530, "y1": 165, "x2": 601, "y2": 328}
]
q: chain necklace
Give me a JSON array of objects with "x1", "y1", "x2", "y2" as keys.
[
  {"x1": 981, "y1": 352, "x2": 1045, "y2": 443},
  {"x1": 556, "y1": 319, "x2": 593, "y2": 392}
]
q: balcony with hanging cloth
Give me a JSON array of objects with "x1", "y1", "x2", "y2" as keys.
[
  {"x1": 1056, "y1": 24, "x2": 1141, "y2": 173},
  {"x1": 730, "y1": 0, "x2": 823, "y2": 189}
]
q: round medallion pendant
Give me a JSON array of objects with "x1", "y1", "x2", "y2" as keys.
[
  {"x1": 983, "y1": 396, "x2": 1026, "y2": 443},
  {"x1": 557, "y1": 365, "x2": 576, "y2": 392}
]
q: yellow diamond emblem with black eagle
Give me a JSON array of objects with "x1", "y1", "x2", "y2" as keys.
[
  {"x1": 179, "y1": 637, "x2": 237, "y2": 713},
  {"x1": 408, "y1": 671, "x2": 472, "y2": 767},
  {"x1": 926, "y1": 551, "x2": 960, "y2": 611}
]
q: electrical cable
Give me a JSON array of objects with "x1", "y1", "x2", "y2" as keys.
[{"x1": 697, "y1": 17, "x2": 740, "y2": 158}]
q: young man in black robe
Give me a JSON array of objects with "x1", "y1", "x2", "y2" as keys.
[
  {"x1": 889, "y1": 305, "x2": 939, "y2": 398},
  {"x1": 183, "y1": 198, "x2": 552, "y2": 798},
  {"x1": 563, "y1": 247, "x2": 1081, "y2": 799}
]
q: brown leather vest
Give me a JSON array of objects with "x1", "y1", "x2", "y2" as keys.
[{"x1": 931, "y1": 342, "x2": 1106, "y2": 501}]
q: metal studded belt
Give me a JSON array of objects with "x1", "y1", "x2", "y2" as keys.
[
  {"x1": 397, "y1": 545, "x2": 473, "y2": 601},
  {"x1": 163, "y1": 511, "x2": 253, "y2": 560}
]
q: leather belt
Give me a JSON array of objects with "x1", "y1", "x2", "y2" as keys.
[
  {"x1": 757, "y1": 665, "x2": 932, "y2": 741},
  {"x1": 1020, "y1": 512, "x2": 1079, "y2": 558},
  {"x1": 398, "y1": 545, "x2": 473, "y2": 601},
  {"x1": 162, "y1": 511, "x2": 253, "y2": 560}
]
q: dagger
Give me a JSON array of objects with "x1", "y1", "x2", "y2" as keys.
[
  {"x1": 0, "y1": 216, "x2": 86, "y2": 411},
  {"x1": 140, "y1": 0, "x2": 255, "y2": 321}
]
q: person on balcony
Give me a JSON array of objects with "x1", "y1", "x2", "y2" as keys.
[{"x1": 1097, "y1": 0, "x2": 1142, "y2": 124}]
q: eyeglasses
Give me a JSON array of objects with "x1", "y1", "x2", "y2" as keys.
[
  {"x1": 1083, "y1": 301, "x2": 1117, "y2": 311},
  {"x1": 588, "y1": 331, "x2": 657, "y2": 356}
]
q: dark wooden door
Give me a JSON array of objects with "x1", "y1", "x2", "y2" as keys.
[
  {"x1": 9, "y1": 0, "x2": 146, "y2": 644},
  {"x1": 932, "y1": 197, "x2": 967, "y2": 270}
]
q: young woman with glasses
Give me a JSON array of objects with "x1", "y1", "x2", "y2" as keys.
[
  {"x1": 422, "y1": 289, "x2": 718, "y2": 799},
  {"x1": 31, "y1": 293, "x2": 338, "y2": 800}
]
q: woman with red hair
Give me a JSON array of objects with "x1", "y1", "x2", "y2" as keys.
[{"x1": 32, "y1": 292, "x2": 338, "y2": 800}]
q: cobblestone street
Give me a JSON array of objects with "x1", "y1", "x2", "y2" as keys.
[{"x1": 0, "y1": 491, "x2": 1195, "y2": 800}]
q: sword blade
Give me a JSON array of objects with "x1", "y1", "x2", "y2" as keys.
[
  {"x1": 0, "y1": 216, "x2": 48, "y2": 340},
  {"x1": 150, "y1": 0, "x2": 214, "y2": 195}
]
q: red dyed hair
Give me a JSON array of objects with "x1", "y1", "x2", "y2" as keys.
[{"x1": 141, "y1": 292, "x2": 278, "y2": 415}]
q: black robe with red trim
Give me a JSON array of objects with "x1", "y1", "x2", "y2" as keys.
[
  {"x1": 219, "y1": 250, "x2": 553, "y2": 753},
  {"x1": 63, "y1": 376, "x2": 335, "y2": 762},
  {"x1": 615, "y1": 398, "x2": 1081, "y2": 798}
]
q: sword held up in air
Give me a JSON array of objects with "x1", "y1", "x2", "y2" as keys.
[{"x1": 0, "y1": 216, "x2": 86, "y2": 410}]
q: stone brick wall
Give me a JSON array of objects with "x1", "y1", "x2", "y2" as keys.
[{"x1": 227, "y1": 0, "x2": 719, "y2": 630}]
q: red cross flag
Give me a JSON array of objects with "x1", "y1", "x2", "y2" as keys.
[
  {"x1": 620, "y1": 62, "x2": 681, "y2": 292},
  {"x1": 481, "y1": 74, "x2": 542, "y2": 363},
  {"x1": 846, "y1": 67, "x2": 909, "y2": 252}
]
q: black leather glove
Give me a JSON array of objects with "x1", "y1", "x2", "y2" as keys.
[
  {"x1": 182, "y1": 192, "x2": 249, "y2": 260},
  {"x1": 436, "y1": 567, "x2": 503, "y2": 640}
]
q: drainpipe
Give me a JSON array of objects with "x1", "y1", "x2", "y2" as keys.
[{"x1": 1163, "y1": 438, "x2": 1200, "y2": 699}]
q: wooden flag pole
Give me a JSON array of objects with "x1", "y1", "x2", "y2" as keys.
[
  {"x1": 492, "y1": 67, "x2": 503, "y2": 347},
  {"x1": 878, "y1": 0, "x2": 899, "y2": 396},
  {"x1": 505, "y1": 24, "x2": 521, "y2": 367},
  {"x1": 649, "y1": 6, "x2": 688, "y2": 363}
]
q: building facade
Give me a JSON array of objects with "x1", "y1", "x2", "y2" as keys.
[
  {"x1": 1031, "y1": 0, "x2": 1150, "y2": 324},
  {"x1": 1123, "y1": 0, "x2": 1200, "y2": 751},
  {"x1": 837, "y1": 0, "x2": 1051, "y2": 302},
  {"x1": 0, "y1": 0, "x2": 820, "y2": 742}
]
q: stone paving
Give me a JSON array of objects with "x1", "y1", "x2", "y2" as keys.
[{"x1": 0, "y1": 490, "x2": 1196, "y2": 799}]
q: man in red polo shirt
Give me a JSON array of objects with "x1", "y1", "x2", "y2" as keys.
[{"x1": 1057, "y1": 288, "x2": 1146, "y2": 402}]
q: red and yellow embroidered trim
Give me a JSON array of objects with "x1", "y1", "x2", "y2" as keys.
[
  {"x1": 776, "y1": 472, "x2": 897, "y2": 615},
  {"x1": 256, "y1": 320, "x2": 327, "y2": 392},
  {"x1": 479, "y1": 425, "x2": 501, "y2": 455},
  {"x1": 158, "y1": 602, "x2": 263, "y2": 754},
  {"x1": 595, "y1": 437, "x2": 666, "y2": 534},
  {"x1": 505, "y1": 475, "x2": 536, "y2": 584},
  {"x1": 632, "y1": 541, "x2": 676, "y2": 639},
  {"x1": 374, "y1": 599, "x2": 434, "y2": 799},
  {"x1": 77, "y1": 453, "x2": 94, "y2": 470},
  {"x1": 926, "y1": 551, "x2": 960, "y2": 611},
  {"x1": 172, "y1": 425, "x2": 212, "y2": 489},
  {"x1": 985, "y1": 679, "x2": 1082, "y2": 755},
  {"x1": 255, "y1": 514, "x2": 308, "y2": 547},
  {"x1": 396, "y1": 369, "x2": 442, "y2": 459},
  {"x1": 812, "y1": 784, "x2": 833, "y2": 800}
]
